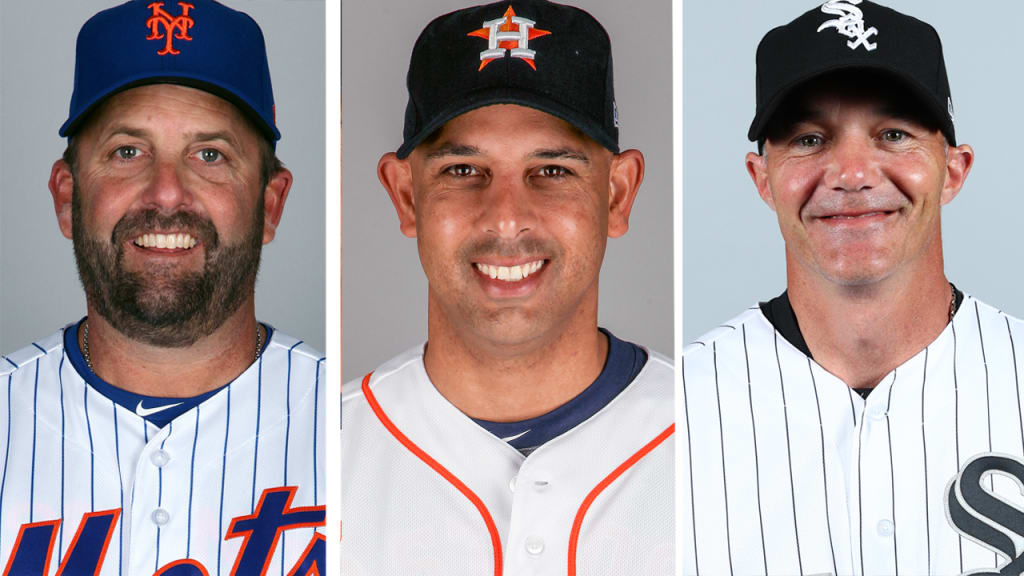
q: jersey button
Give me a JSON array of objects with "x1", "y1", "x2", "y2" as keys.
[
  {"x1": 524, "y1": 536, "x2": 545, "y2": 555},
  {"x1": 151, "y1": 508, "x2": 170, "y2": 526},
  {"x1": 509, "y1": 476, "x2": 517, "y2": 493},
  {"x1": 150, "y1": 450, "x2": 171, "y2": 468},
  {"x1": 876, "y1": 519, "x2": 894, "y2": 537}
]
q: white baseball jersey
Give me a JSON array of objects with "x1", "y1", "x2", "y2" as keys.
[
  {"x1": 681, "y1": 293, "x2": 1024, "y2": 575},
  {"x1": 341, "y1": 344, "x2": 675, "y2": 576},
  {"x1": 0, "y1": 324, "x2": 325, "y2": 576}
]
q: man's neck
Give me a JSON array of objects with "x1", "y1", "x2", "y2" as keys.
[
  {"x1": 80, "y1": 301, "x2": 261, "y2": 397},
  {"x1": 423, "y1": 301, "x2": 608, "y2": 423},
  {"x1": 788, "y1": 256, "x2": 952, "y2": 391}
]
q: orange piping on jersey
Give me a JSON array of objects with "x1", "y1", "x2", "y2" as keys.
[
  {"x1": 362, "y1": 372, "x2": 503, "y2": 576},
  {"x1": 4, "y1": 518, "x2": 60, "y2": 576},
  {"x1": 567, "y1": 423, "x2": 675, "y2": 576},
  {"x1": 153, "y1": 559, "x2": 210, "y2": 576},
  {"x1": 56, "y1": 509, "x2": 121, "y2": 576}
]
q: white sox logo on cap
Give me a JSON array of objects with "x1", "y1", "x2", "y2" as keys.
[
  {"x1": 467, "y1": 6, "x2": 551, "y2": 71},
  {"x1": 818, "y1": 0, "x2": 878, "y2": 51}
]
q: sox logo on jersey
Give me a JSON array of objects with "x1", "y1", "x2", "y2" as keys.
[
  {"x1": 0, "y1": 327, "x2": 326, "y2": 576},
  {"x1": 682, "y1": 294, "x2": 1024, "y2": 575}
]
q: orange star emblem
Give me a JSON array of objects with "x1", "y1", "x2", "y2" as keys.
[{"x1": 467, "y1": 6, "x2": 551, "y2": 71}]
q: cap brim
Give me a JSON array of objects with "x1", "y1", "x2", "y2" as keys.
[
  {"x1": 747, "y1": 62, "x2": 954, "y2": 145},
  {"x1": 59, "y1": 75, "x2": 280, "y2": 143},
  {"x1": 396, "y1": 87, "x2": 619, "y2": 159}
]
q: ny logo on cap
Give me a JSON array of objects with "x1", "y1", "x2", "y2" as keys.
[
  {"x1": 817, "y1": 0, "x2": 877, "y2": 51},
  {"x1": 468, "y1": 6, "x2": 551, "y2": 71},
  {"x1": 146, "y1": 1, "x2": 195, "y2": 56}
]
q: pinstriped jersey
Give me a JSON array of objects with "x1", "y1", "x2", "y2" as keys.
[
  {"x1": 341, "y1": 344, "x2": 675, "y2": 576},
  {"x1": 681, "y1": 294, "x2": 1024, "y2": 576},
  {"x1": 0, "y1": 325, "x2": 326, "y2": 576}
]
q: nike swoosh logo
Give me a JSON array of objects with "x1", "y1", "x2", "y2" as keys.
[
  {"x1": 136, "y1": 400, "x2": 184, "y2": 418},
  {"x1": 502, "y1": 429, "x2": 531, "y2": 442}
]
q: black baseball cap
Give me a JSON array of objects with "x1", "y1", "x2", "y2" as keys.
[
  {"x1": 397, "y1": 0, "x2": 619, "y2": 159},
  {"x1": 749, "y1": 0, "x2": 955, "y2": 146}
]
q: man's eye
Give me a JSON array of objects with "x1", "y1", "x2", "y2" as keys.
[
  {"x1": 881, "y1": 129, "x2": 907, "y2": 143},
  {"x1": 115, "y1": 146, "x2": 139, "y2": 160},
  {"x1": 539, "y1": 166, "x2": 570, "y2": 178},
  {"x1": 795, "y1": 134, "x2": 823, "y2": 148},
  {"x1": 444, "y1": 164, "x2": 477, "y2": 177},
  {"x1": 198, "y1": 148, "x2": 222, "y2": 163}
]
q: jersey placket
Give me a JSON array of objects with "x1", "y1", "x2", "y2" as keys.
[
  {"x1": 126, "y1": 417, "x2": 172, "y2": 574},
  {"x1": 854, "y1": 370, "x2": 899, "y2": 575}
]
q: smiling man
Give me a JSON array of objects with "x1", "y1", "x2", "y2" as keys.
[
  {"x1": 0, "y1": 1, "x2": 324, "y2": 574},
  {"x1": 681, "y1": 2, "x2": 1024, "y2": 575},
  {"x1": 341, "y1": 1, "x2": 674, "y2": 575}
]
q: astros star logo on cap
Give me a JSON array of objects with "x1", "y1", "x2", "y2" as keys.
[{"x1": 467, "y1": 6, "x2": 551, "y2": 71}]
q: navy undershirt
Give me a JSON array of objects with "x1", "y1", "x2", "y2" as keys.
[
  {"x1": 473, "y1": 328, "x2": 648, "y2": 456},
  {"x1": 760, "y1": 285, "x2": 963, "y2": 399},
  {"x1": 64, "y1": 317, "x2": 271, "y2": 428}
]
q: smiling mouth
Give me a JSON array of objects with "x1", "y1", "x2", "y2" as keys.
[
  {"x1": 474, "y1": 260, "x2": 545, "y2": 282},
  {"x1": 820, "y1": 210, "x2": 894, "y2": 221},
  {"x1": 133, "y1": 233, "x2": 198, "y2": 250}
]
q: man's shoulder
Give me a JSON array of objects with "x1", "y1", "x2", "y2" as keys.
[
  {"x1": 341, "y1": 343, "x2": 425, "y2": 407},
  {"x1": 967, "y1": 293, "x2": 1024, "y2": 328},
  {"x1": 263, "y1": 327, "x2": 325, "y2": 365},
  {"x1": 1, "y1": 326, "x2": 70, "y2": 379},
  {"x1": 682, "y1": 305, "x2": 768, "y2": 358}
]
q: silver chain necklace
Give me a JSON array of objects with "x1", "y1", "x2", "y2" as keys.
[{"x1": 82, "y1": 319, "x2": 263, "y2": 372}]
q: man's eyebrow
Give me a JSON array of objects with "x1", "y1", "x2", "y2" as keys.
[
  {"x1": 192, "y1": 131, "x2": 242, "y2": 149},
  {"x1": 101, "y1": 125, "x2": 150, "y2": 140},
  {"x1": 424, "y1": 143, "x2": 481, "y2": 160},
  {"x1": 530, "y1": 148, "x2": 589, "y2": 163}
]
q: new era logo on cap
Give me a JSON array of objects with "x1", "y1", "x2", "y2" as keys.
[{"x1": 467, "y1": 6, "x2": 551, "y2": 71}]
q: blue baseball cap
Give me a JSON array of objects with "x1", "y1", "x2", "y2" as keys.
[{"x1": 60, "y1": 0, "x2": 279, "y2": 143}]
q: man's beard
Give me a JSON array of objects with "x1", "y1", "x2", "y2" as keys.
[{"x1": 72, "y1": 187, "x2": 263, "y2": 347}]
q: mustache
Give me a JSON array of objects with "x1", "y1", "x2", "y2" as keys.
[
  {"x1": 111, "y1": 209, "x2": 218, "y2": 249},
  {"x1": 458, "y1": 236, "x2": 554, "y2": 261}
]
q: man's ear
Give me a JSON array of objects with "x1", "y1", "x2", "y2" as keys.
[
  {"x1": 746, "y1": 151, "x2": 776, "y2": 211},
  {"x1": 49, "y1": 159, "x2": 75, "y2": 239},
  {"x1": 607, "y1": 149, "x2": 644, "y2": 238},
  {"x1": 378, "y1": 152, "x2": 417, "y2": 238},
  {"x1": 941, "y1": 143, "x2": 974, "y2": 205},
  {"x1": 262, "y1": 167, "x2": 292, "y2": 244}
]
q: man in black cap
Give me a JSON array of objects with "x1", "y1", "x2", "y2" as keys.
[
  {"x1": 681, "y1": 2, "x2": 1024, "y2": 575},
  {"x1": 341, "y1": 1, "x2": 674, "y2": 574}
]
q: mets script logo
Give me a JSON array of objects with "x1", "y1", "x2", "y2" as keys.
[
  {"x1": 146, "y1": 1, "x2": 195, "y2": 56},
  {"x1": 467, "y1": 6, "x2": 551, "y2": 71},
  {"x1": 946, "y1": 453, "x2": 1024, "y2": 575},
  {"x1": 818, "y1": 0, "x2": 877, "y2": 51},
  {"x1": 2, "y1": 487, "x2": 324, "y2": 576}
]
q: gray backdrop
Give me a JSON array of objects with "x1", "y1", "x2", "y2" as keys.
[
  {"x1": 0, "y1": 0, "x2": 325, "y2": 354},
  {"x1": 342, "y1": 0, "x2": 673, "y2": 381},
  {"x1": 683, "y1": 0, "x2": 1024, "y2": 343}
]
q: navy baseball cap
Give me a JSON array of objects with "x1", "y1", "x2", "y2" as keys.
[
  {"x1": 749, "y1": 0, "x2": 955, "y2": 146},
  {"x1": 397, "y1": 0, "x2": 619, "y2": 159},
  {"x1": 61, "y1": 0, "x2": 279, "y2": 143}
]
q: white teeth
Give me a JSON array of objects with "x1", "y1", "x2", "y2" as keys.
[
  {"x1": 133, "y1": 233, "x2": 197, "y2": 250},
  {"x1": 474, "y1": 260, "x2": 545, "y2": 283}
]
